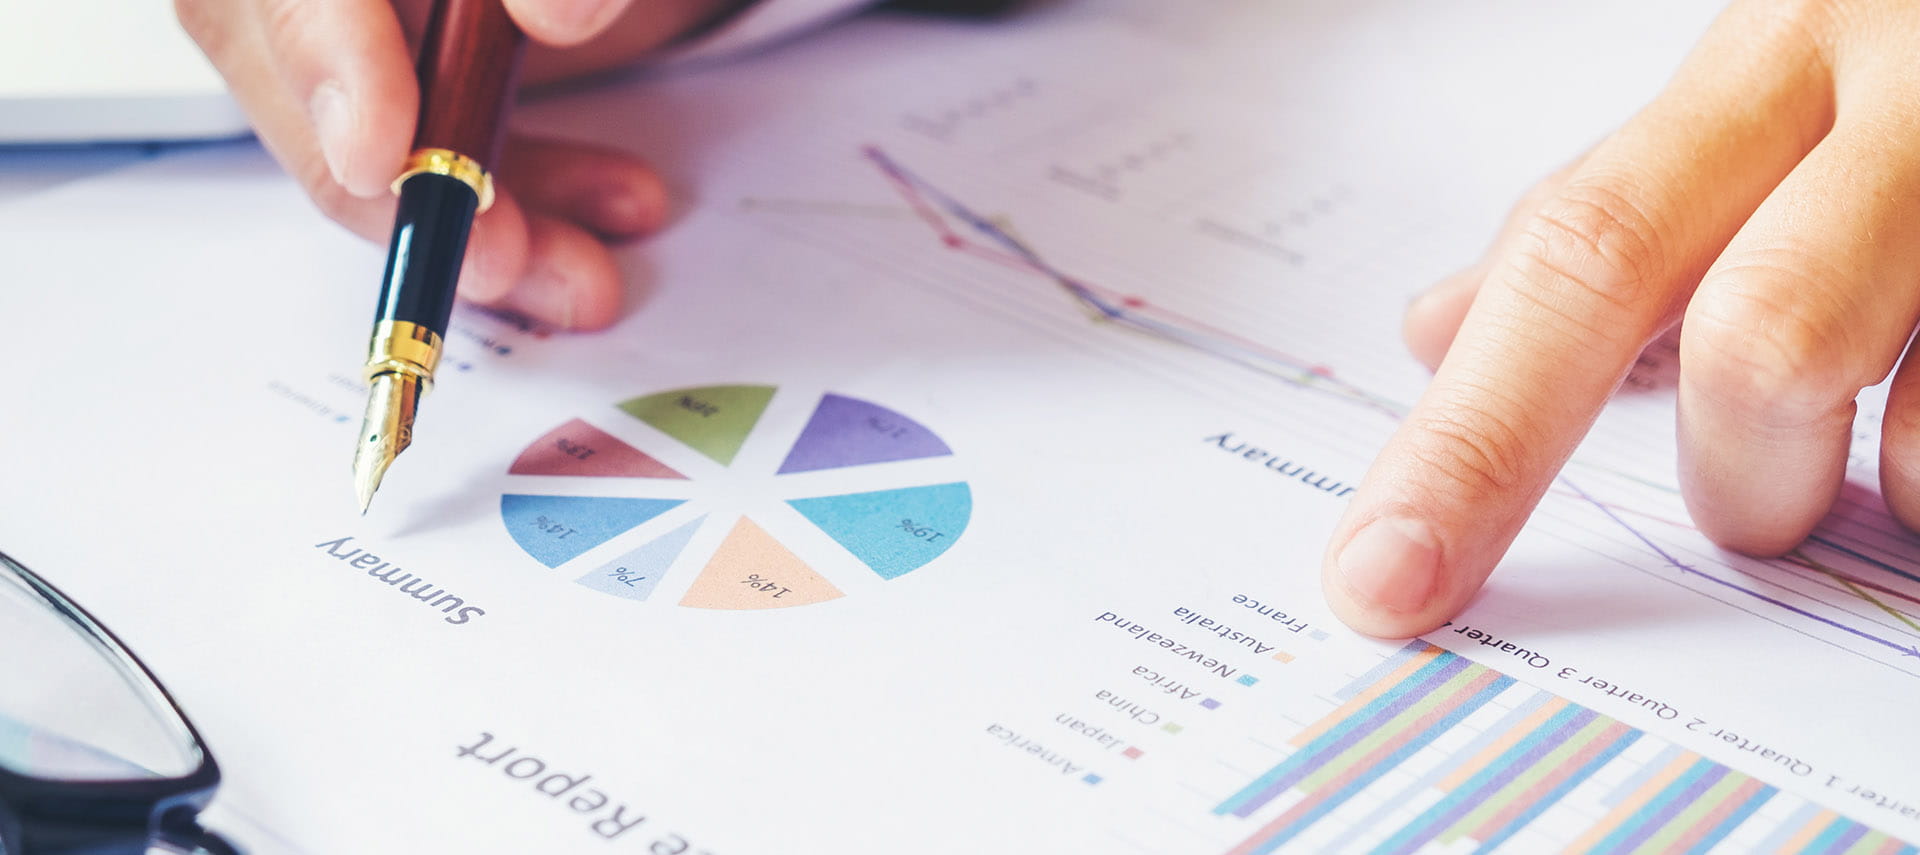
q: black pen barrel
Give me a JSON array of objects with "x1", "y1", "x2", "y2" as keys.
[{"x1": 373, "y1": 173, "x2": 480, "y2": 334}]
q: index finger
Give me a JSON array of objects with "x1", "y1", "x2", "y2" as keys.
[
  {"x1": 1320, "y1": 5, "x2": 1831, "y2": 637},
  {"x1": 179, "y1": 0, "x2": 418, "y2": 198}
]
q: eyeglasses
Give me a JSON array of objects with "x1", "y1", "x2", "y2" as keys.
[{"x1": 0, "y1": 551, "x2": 234, "y2": 855}]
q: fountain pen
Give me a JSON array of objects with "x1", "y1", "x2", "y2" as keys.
[{"x1": 354, "y1": 0, "x2": 526, "y2": 512}]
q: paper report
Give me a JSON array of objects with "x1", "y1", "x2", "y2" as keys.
[{"x1": 0, "y1": 1, "x2": 1913, "y2": 852}]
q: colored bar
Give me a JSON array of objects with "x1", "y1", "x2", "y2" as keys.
[
  {"x1": 1850, "y1": 829, "x2": 1906, "y2": 855},
  {"x1": 1567, "y1": 751, "x2": 1699, "y2": 854},
  {"x1": 1760, "y1": 805, "x2": 1829, "y2": 854},
  {"x1": 1450, "y1": 711, "x2": 1604, "y2": 840},
  {"x1": 1878, "y1": 834, "x2": 1920, "y2": 855},
  {"x1": 1439, "y1": 697, "x2": 1568, "y2": 791},
  {"x1": 1803, "y1": 818, "x2": 1859, "y2": 855},
  {"x1": 1678, "y1": 780, "x2": 1775, "y2": 855},
  {"x1": 1843, "y1": 830, "x2": 1896, "y2": 855},
  {"x1": 1813, "y1": 821, "x2": 1869, "y2": 855},
  {"x1": 1216, "y1": 653, "x2": 1468, "y2": 816},
  {"x1": 1877, "y1": 834, "x2": 1920, "y2": 855},
  {"x1": 1593, "y1": 759, "x2": 1725, "y2": 855},
  {"x1": 1300, "y1": 645, "x2": 1445, "y2": 746},
  {"x1": 1335, "y1": 640, "x2": 1432, "y2": 701},
  {"x1": 1295, "y1": 667, "x2": 1493, "y2": 795},
  {"x1": 1312, "y1": 691, "x2": 1555, "y2": 855},
  {"x1": 1456, "y1": 714, "x2": 1614, "y2": 842},
  {"x1": 1788, "y1": 815, "x2": 1846, "y2": 855},
  {"x1": 1469, "y1": 724, "x2": 1642, "y2": 854},
  {"x1": 1225, "y1": 671, "x2": 1512, "y2": 855},
  {"x1": 1604, "y1": 744, "x2": 1684, "y2": 807},
  {"x1": 1374, "y1": 703, "x2": 1588, "y2": 855},
  {"x1": 1630, "y1": 768, "x2": 1748, "y2": 854}
]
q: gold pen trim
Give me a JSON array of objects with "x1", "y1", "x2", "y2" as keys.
[
  {"x1": 391, "y1": 147, "x2": 495, "y2": 213},
  {"x1": 364, "y1": 320, "x2": 444, "y2": 389}
]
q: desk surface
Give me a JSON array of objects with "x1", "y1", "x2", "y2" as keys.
[{"x1": 0, "y1": 146, "x2": 155, "y2": 205}]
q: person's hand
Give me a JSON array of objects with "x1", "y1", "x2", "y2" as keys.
[
  {"x1": 175, "y1": 0, "x2": 733, "y2": 329},
  {"x1": 1322, "y1": 0, "x2": 1920, "y2": 636}
]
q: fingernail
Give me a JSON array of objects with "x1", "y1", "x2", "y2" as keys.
[
  {"x1": 542, "y1": 0, "x2": 619, "y2": 38},
  {"x1": 516, "y1": 256, "x2": 578, "y2": 329},
  {"x1": 1337, "y1": 516, "x2": 1440, "y2": 614},
  {"x1": 595, "y1": 187, "x2": 649, "y2": 232},
  {"x1": 544, "y1": 257, "x2": 579, "y2": 329},
  {"x1": 309, "y1": 81, "x2": 356, "y2": 191}
]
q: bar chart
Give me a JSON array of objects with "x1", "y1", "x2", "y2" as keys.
[{"x1": 1212, "y1": 643, "x2": 1912, "y2": 854}]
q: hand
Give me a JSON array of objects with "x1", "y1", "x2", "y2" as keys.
[
  {"x1": 1322, "y1": 0, "x2": 1920, "y2": 636},
  {"x1": 175, "y1": 0, "x2": 733, "y2": 329}
]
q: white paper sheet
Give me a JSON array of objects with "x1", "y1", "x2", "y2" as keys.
[{"x1": 0, "y1": 2, "x2": 1914, "y2": 853}]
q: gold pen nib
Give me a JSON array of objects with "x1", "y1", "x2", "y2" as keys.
[{"x1": 353, "y1": 372, "x2": 421, "y2": 514}]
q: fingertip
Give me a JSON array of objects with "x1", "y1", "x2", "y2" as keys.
[
  {"x1": 1402, "y1": 300, "x2": 1450, "y2": 373},
  {"x1": 458, "y1": 194, "x2": 532, "y2": 305},
  {"x1": 503, "y1": 137, "x2": 672, "y2": 239},
  {"x1": 1682, "y1": 495, "x2": 1812, "y2": 557},
  {"x1": 1675, "y1": 377, "x2": 1848, "y2": 559},
  {"x1": 1885, "y1": 483, "x2": 1920, "y2": 540},
  {"x1": 343, "y1": 100, "x2": 413, "y2": 200},
  {"x1": 340, "y1": 69, "x2": 415, "y2": 199},
  {"x1": 1320, "y1": 513, "x2": 1459, "y2": 638},
  {"x1": 268, "y1": 4, "x2": 417, "y2": 200},
  {"x1": 1882, "y1": 427, "x2": 1920, "y2": 536},
  {"x1": 328, "y1": 104, "x2": 411, "y2": 200},
  {"x1": 307, "y1": 80, "x2": 359, "y2": 194},
  {"x1": 1677, "y1": 429, "x2": 1813, "y2": 557},
  {"x1": 1321, "y1": 587, "x2": 1451, "y2": 639},
  {"x1": 502, "y1": 216, "x2": 626, "y2": 330},
  {"x1": 1322, "y1": 577, "x2": 1456, "y2": 638},
  {"x1": 591, "y1": 168, "x2": 670, "y2": 238}
]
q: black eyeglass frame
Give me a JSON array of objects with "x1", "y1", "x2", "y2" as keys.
[{"x1": 0, "y1": 551, "x2": 232, "y2": 855}]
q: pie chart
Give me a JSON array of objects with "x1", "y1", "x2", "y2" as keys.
[{"x1": 498, "y1": 385, "x2": 971, "y2": 610}]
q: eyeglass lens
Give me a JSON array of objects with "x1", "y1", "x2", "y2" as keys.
[{"x1": 0, "y1": 561, "x2": 202, "y2": 781}]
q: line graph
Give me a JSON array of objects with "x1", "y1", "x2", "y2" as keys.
[
  {"x1": 1790, "y1": 549, "x2": 1920, "y2": 634},
  {"x1": 1559, "y1": 479, "x2": 1920, "y2": 662},
  {"x1": 848, "y1": 144, "x2": 1920, "y2": 672},
  {"x1": 864, "y1": 145, "x2": 1408, "y2": 420}
]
